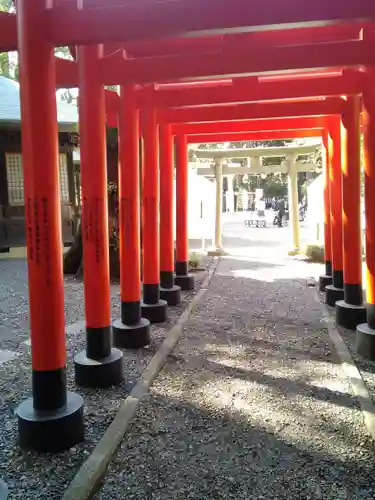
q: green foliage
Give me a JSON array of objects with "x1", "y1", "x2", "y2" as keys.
[
  {"x1": 205, "y1": 139, "x2": 291, "y2": 196},
  {"x1": 55, "y1": 47, "x2": 78, "y2": 104},
  {"x1": 303, "y1": 243, "x2": 325, "y2": 263},
  {"x1": 237, "y1": 140, "x2": 290, "y2": 197},
  {"x1": 188, "y1": 251, "x2": 202, "y2": 269},
  {"x1": 0, "y1": 1, "x2": 17, "y2": 79},
  {"x1": 107, "y1": 182, "x2": 119, "y2": 248},
  {"x1": 107, "y1": 127, "x2": 119, "y2": 148},
  {"x1": 0, "y1": 0, "x2": 13, "y2": 12},
  {"x1": 0, "y1": 53, "x2": 10, "y2": 78},
  {"x1": 55, "y1": 46, "x2": 73, "y2": 60}
]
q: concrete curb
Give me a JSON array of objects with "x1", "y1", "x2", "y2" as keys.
[
  {"x1": 313, "y1": 288, "x2": 375, "y2": 441},
  {"x1": 62, "y1": 258, "x2": 219, "y2": 500}
]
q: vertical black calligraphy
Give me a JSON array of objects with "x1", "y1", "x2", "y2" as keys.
[
  {"x1": 82, "y1": 196, "x2": 91, "y2": 243},
  {"x1": 26, "y1": 197, "x2": 34, "y2": 262},
  {"x1": 94, "y1": 196, "x2": 103, "y2": 264},
  {"x1": 41, "y1": 197, "x2": 51, "y2": 286},
  {"x1": 83, "y1": 196, "x2": 104, "y2": 264},
  {"x1": 34, "y1": 198, "x2": 40, "y2": 265},
  {"x1": 121, "y1": 197, "x2": 133, "y2": 250}
]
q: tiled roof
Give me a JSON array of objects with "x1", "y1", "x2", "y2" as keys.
[{"x1": 0, "y1": 76, "x2": 78, "y2": 126}]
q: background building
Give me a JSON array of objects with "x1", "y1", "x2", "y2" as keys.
[{"x1": 0, "y1": 76, "x2": 78, "y2": 250}]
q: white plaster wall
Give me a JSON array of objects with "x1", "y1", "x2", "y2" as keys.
[
  {"x1": 173, "y1": 168, "x2": 216, "y2": 241},
  {"x1": 306, "y1": 174, "x2": 324, "y2": 243},
  {"x1": 306, "y1": 174, "x2": 366, "y2": 245}
]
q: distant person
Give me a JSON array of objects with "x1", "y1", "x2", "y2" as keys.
[
  {"x1": 277, "y1": 197, "x2": 285, "y2": 227},
  {"x1": 256, "y1": 197, "x2": 266, "y2": 218},
  {"x1": 256, "y1": 197, "x2": 266, "y2": 212}
]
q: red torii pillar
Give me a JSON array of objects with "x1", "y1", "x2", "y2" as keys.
[
  {"x1": 175, "y1": 134, "x2": 195, "y2": 290},
  {"x1": 357, "y1": 69, "x2": 375, "y2": 359},
  {"x1": 75, "y1": 45, "x2": 123, "y2": 387},
  {"x1": 15, "y1": 0, "x2": 84, "y2": 452},
  {"x1": 141, "y1": 107, "x2": 168, "y2": 322},
  {"x1": 159, "y1": 124, "x2": 182, "y2": 305},
  {"x1": 319, "y1": 130, "x2": 333, "y2": 291},
  {"x1": 325, "y1": 116, "x2": 345, "y2": 306},
  {"x1": 113, "y1": 85, "x2": 152, "y2": 345},
  {"x1": 336, "y1": 96, "x2": 366, "y2": 329}
]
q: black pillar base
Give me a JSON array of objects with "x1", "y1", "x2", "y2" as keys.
[
  {"x1": 325, "y1": 284, "x2": 344, "y2": 307},
  {"x1": 113, "y1": 317, "x2": 151, "y2": 349},
  {"x1": 356, "y1": 323, "x2": 375, "y2": 360},
  {"x1": 318, "y1": 274, "x2": 332, "y2": 292},
  {"x1": 160, "y1": 285, "x2": 182, "y2": 306},
  {"x1": 174, "y1": 274, "x2": 195, "y2": 291},
  {"x1": 141, "y1": 300, "x2": 168, "y2": 323},
  {"x1": 16, "y1": 391, "x2": 84, "y2": 453},
  {"x1": 325, "y1": 260, "x2": 332, "y2": 277},
  {"x1": 74, "y1": 348, "x2": 123, "y2": 388},
  {"x1": 335, "y1": 300, "x2": 367, "y2": 331}
]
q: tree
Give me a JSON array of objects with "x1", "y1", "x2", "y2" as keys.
[
  {"x1": 216, "y1": 139, "x2": 291, "y2": 197},
  {"x1": 55, "y1": 46, "x2": 78, "y2": 104},
  {"x1": 63, "y1": 128, "x2": 125, "y2": 280},
  {"x1": 0, "y1": 1, "x2": 16, "y2": 79},
  {"x1": 63, "y1": 176, "x2": 122, "y2": 281},
  {"x1": 194, "y1": 137, "x2": 322, "y2": 201}
]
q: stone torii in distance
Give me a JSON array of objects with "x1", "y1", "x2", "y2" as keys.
[{"x1": 192, "y1": 144, "x2": 319, "y2": 254}]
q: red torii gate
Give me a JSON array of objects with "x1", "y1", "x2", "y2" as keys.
[
  {"x1": 173, "y1": 117, "x2": 328, "y2": 135},
  {"x1": 2, "y1": 9, "x2": 375, "y2": 52},
  {"x1": 187, "y1": 130, "x2": 323, "y2": 143},
  {"x1": 53, "y1": 69, "x2": 365, "y2": 129},
  {"x1": 158, "y1": 99, "x2": 346, "y2": 124},
  {"x1": 137, "y1": 72, "x2": 364, "y2": 108},
  {"x1": 0, "y1": 0, "x2": 374, "y2": 453}
]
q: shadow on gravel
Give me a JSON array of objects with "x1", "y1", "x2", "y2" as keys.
[
  {"x1": 95, "y1": 257, "x2": 375, "y2": 499},
  {"x1": 96, "y1": 391, "x2": 375, "y2": 500},
  {"x1": 0, "y1": 259, "x2": 214, "y2": 500},
  {"x1": 186, "y1": 357, "x2": 358, "y2": 411},
  {"x1": 322, "y1": 300, "x2": 375, "y2": 407}
]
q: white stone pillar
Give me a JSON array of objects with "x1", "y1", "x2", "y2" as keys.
[
  {"x1": 214, "y1": 158, "x2": 224, "y2": 250},
  {"x1": 287, "y1": 156, "x2": 301, "y2": 251}
]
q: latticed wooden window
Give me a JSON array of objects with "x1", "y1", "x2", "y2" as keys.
[
  {"x1": 6, "y1": 153, "x2": 70, "y2": 205},
  {"x1": 6, "y1": 153, "x2": 24, "y2": 206},
  {"x1": 59, "y1": 154, "x2": 70, "y2": 202}
]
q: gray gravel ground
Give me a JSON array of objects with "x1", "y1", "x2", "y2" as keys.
[
  {"x1": 96, "y1": 254, "x2": 375, "y2": 500},
  {"x1": 321, "y1": 291, "x2": 375, "y2": 408},
  {"x1": 0, "y1": 257, "x2": 211, "y2": 500}
]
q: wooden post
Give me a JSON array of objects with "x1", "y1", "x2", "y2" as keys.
[
  {"x1": 356, "y1": 69, "x2": 375, "y2": 359},
  {"x1": 336, "y1": 96, "x2": 366, "y2": 329},
  {"x1": 325, "y1": 116, "x2": 345, "y2": 306},
  {"x1": 159, "y1": 124, "x2": 182, "y2": 305},
  {"x1": 74, "y1": 44, "x2": 123, "y2": 388},
  {"x1": 15, "y1": 0, "x2": 84, "y2": 452},
  {"x1": 318, "y1": 130, "x2": 332, "y2": 291},
  {"x1": 175, "y1": 134, "x2": 195, "y2": 290},
  {"x1": 141, "y1": 107, "x2": 168, "y2": 322},
  {"x1": 113, "y1": 84, "x2": 151, "y2": 347}
]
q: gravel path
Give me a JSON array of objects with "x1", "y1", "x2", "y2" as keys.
[
  {"x1": 0, "y1": 257, "x2": 211, "y2": 500},
  {"x1": 322, "y1": 292, "x2": 375, "y2": 409},
  {"x1": 96, "y1": 254, "x2": 375, "y2": 500}
]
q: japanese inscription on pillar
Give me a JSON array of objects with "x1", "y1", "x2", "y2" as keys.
[
  {"x1": 26, "y1": 197, "x2": 52, "y2": 285},
  {"x1": 83, "y1": 196, "x2": 104, "y2": 263}
]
